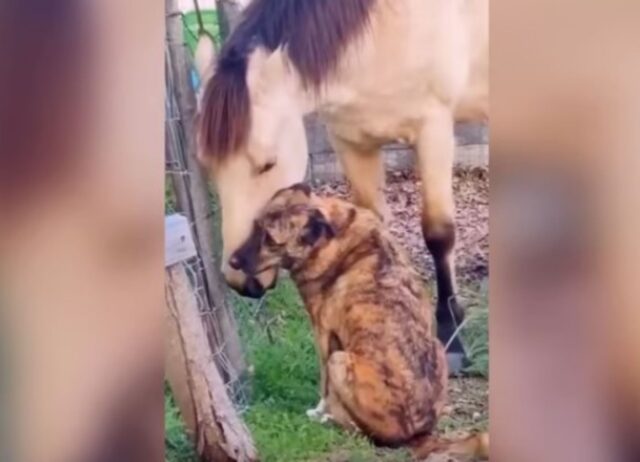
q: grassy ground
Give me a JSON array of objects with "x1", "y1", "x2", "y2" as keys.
[
  {"x1": 166, "y1": 384, "x2": 197, "y2": 462},
  {"x1": 165, "y1": 277, "x2": 488, "y2": 462},
  {"x1": 236, "y1": 279, "x2": 412, "y2": 462}
]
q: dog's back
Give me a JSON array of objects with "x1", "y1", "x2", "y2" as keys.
[{"x1": 291, "y1": 195, "x2": 449, "y2": 445}]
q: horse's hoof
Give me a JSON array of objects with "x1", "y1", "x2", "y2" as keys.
[
  {"x1": 439, "y1": 316, "x2": 472, "y2": 376},
  {"x1": 447, "y1": 351, "x2": 471, "y2": 377}
]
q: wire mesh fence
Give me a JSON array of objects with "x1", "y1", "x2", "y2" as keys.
[
  {"x1": 166, "y1": 257, "x2": 250, "y2": 408},
  {"x1": 165, "y1": 26, "x2": 250, "y2": 411}
]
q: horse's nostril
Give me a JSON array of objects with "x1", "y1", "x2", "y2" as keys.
[
  {"x1": 244, "y1": 277, "x2": 265, "y2": 299},
  {"x1": 229, "y1": 254, "x2": 242, "y2": 270}
]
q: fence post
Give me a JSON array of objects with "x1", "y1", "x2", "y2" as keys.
[
  {"x1": 216, "y1": 0, "x2": 244, "y2": 39},
  {"x1": 166, "y1": 0, "x2": 246, "y2": 383},
  {"x1": 165, "y1": 214, "x2": 257, "y2": 462}
]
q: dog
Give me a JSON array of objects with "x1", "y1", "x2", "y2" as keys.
[{"x1": 230, "y1": 183, "x2": 488, "y2": 460}]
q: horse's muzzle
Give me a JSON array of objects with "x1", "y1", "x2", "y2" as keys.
[
  {"x1": 236, "y1": 276, "x2": 266, "y2": 299},
  {"x1": 223, "y1": 265, "x2": 277, "y2": 299}
]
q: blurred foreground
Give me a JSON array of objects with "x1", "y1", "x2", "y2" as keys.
[{"x1": 0, "y1": 1, "x2": 639, "y2": 461}]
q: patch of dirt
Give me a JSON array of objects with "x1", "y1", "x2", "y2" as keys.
[
  {"x1": 440, "y1": 377, "x2": 489, "y2": 432},
  {"x1": 313, "y1": 168, "x2": 489, "y2": 286}
]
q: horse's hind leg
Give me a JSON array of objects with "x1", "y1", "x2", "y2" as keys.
[
  {"x1": 416, "y1": 105, "x2": 468, "y2": 374},
  {"x1": 329, "y1": 133, "x2": 390, "y2": 222}
]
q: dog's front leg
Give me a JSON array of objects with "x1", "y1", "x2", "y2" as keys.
[
  {"x1": 306, "y1": 361, "x2": 331, "y2": 421},
  {"x1": 307, "y1": 330, "x2": 330, "y2": 420}
]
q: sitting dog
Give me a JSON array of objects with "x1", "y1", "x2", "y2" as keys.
[{"x1": 230, "y1": 183, "x2": 488, "y2": 459}]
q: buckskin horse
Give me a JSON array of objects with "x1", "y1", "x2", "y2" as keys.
[{"x1": 197, "y1": 0, "x2": 488, "y2": 372}]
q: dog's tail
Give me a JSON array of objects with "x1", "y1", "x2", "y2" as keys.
[{"x1": 410, "y1": 431, "x2": 489, "y2": 460}]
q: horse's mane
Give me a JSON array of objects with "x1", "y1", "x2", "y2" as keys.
[{"x1": 199, "y1": 0, "x2": 376, "y2": 160}]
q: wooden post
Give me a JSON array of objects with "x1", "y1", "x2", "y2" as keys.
[
  {"x1": 165, "y1": 214, "x2": 257, "y2": 462},
  {"x1": 216, "y1": 0, "x2": 244, "y2": 40},
  {"x1": 166, "y1": 0, "x2": 247, "y2": 382}
]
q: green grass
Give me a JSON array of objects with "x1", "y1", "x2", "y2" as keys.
[
  {"x1": 235, "y1": 279, "x2": 400, "y2": 462},
  {"x1": 165, "y1": 178, "x2": 177, "y2": 214},
  {"x1": 460, "y1": 281, "x2": 489, "y2": 379},
  {"x1": 165, "y1": 278, "x2": 488, "y2": 462},
  {"x1": 182, "y1": 11, "x2": 221, "y2": 53},
  {"x1": 165, "y1": 383, "x2": 197, "y2": 462}
]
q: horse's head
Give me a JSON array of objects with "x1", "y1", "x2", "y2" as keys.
[
  {"x1": 196, "y1": 0, "x2": 377, "y2": 296},
  {"x1": 198, "y1": 48, "x2": 309, "y2": 298}
]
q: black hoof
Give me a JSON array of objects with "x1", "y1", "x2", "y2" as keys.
[
  {"x1": 438, "y1": 322, "x2": 471, "y2": 376},
  {"x1": 436, "y1": 298, "x2": 471, "y2": 376},
  {"x1": 446, "y1": 351, "x2": 472, "y2": 376}
]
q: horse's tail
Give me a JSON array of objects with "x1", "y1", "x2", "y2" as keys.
[{"x1": 410, "y1": 431, "x2": 489, "y2": 460}]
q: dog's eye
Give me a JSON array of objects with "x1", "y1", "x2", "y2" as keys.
[
  {"x1": 264, "y1": 231, "x2": 277, "y2": 247},
  {"x1": 257, "y1": 160, "x2": 276, "y2": 175}
]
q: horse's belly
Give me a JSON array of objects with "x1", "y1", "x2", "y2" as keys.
[
  {"x1": 323, "y1": 103, "x2": 423, "y2": 146},
  {"x1": 455, "y1": 90, "x2": 488, "y2": 122},
  {"x1": 320, "y1": 82, "x2": 429, "y2": 145}
]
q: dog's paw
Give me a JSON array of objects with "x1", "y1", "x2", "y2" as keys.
[
  {"x1": 319, "y1": 413, "x2": 335, "y2": 424},
  {"x1": 305, "y1": 399, "x2": 327, "y2": 421},
  {"x1": 306, "y1": 408, "x2": 322, "y2": 420},
  {"x1": 306, "y1": 409, "x2": 334, "y2": 425}
]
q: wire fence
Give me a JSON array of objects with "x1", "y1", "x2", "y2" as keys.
[{"x1": 165, "y1": 30, "x2": 250, "y2": 411}]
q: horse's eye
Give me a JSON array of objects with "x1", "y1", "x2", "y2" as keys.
[{"x1": 257, "y1": 160, "x2": 276, "y2": 175}]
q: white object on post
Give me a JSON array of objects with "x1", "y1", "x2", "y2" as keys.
[{"x1": 165, "y1": 214, "x2": 197, "y2": 268}]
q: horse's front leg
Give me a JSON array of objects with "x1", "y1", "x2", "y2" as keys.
[
  {"x1": 328, "y1": 133, "x2": 390, "y2": 222},
  {"x1": 416, "y1": 104, "x2": 468, "y2": 374}
]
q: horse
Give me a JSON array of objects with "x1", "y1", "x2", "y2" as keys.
[{"x1": 197, "y1": 0, "x2": 488, "y2": 371}]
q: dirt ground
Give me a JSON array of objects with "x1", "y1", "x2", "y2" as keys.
[
  {"x1": 313, "y1": 168, "x2": 489, "y2": 286},
  {"x1": 313, "y1": 168, "x2": 489, "y2": 460}
]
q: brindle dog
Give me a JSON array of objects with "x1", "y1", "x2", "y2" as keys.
[{"x1": 230, "y1": 184, "x2": 488, "y2": 460}]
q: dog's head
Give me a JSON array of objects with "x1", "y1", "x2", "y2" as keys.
[{"x1": 228, "y1": 183, "x2": 335, "y2": 293}]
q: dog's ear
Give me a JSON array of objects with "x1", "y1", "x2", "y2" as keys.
[
  {"x1": 301, "y1": 209, "x2": 335, "y2": 246},
  {"x1": 289, "y1": 183, "x2": 312, "y2": 196},
  {"x1": 270, "y1": 183, "x2": 312, "y2": 209}
]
